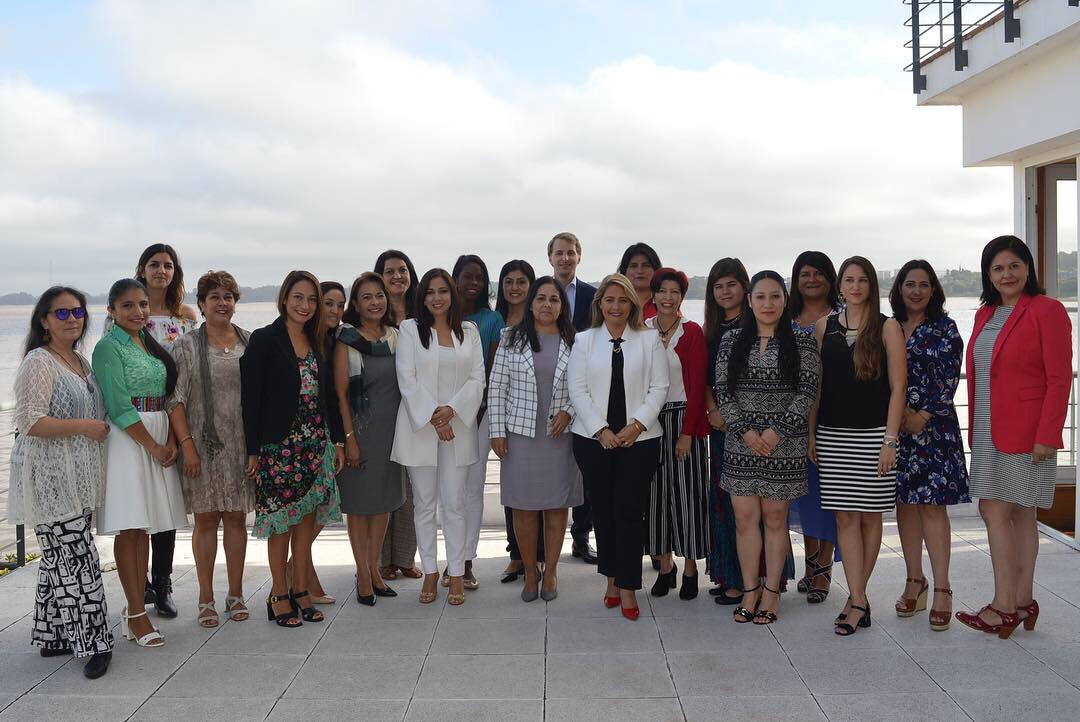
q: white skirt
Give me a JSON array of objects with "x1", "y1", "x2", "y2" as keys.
[{"x1": 97, "y1": 410, "x2": 188, "y2": 535}]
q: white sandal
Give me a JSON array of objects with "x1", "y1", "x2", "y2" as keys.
[
  {"x1": 225, "y1": 596, "x2": 249, "y2": 622},
  {"x1": 198, "y1": 601, "x2": 220, "y2": 628},
  {"x1": 121, "y1": 608, "x2": 165, "y2": 647}
]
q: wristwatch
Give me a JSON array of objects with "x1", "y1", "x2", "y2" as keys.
[{"x1": 883, "y1": 439, "x2": 898, "y2": 449}]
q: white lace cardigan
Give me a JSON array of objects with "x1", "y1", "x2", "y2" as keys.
[{"x1": 6, "y1": 348, "x2": 107, "y2": 526}]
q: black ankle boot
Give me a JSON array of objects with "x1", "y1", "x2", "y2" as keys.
[
  {"x1": 679, "y1": 573, "x2": 699, "y2": 600},
  {"x1": 649, "y1": 564, "x2": 678, "y2": 597},
  {"x1": 144, "y1": 579, "x2": 156, "y2": 605},
  {"x1": 83, "y1": 651, "x2": 112, "y2": 679},
  {"x1": 152, "y1": 575, "x2": 178, "y2": 617}
]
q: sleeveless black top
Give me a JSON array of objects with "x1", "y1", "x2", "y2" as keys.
[{"x1": 818, "y1": 313, "x2": 891, "y2": 428}]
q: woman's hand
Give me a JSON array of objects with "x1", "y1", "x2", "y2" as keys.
[
  {"x1": 596, "y1": 428, "x2": 620, "y2": 450},
  {"x1": 549, "y1": 411, "x2": 571, "y2": 438},
  {"x1": 760, "y1": 428, "x2": 781, "y2": 453},
  {"x1": 878, "y1": 443, "x2": 897, "y2": 475},
  {"x1": 902, "y1": 407, "x2": 929, "y2": 435},
  {"x1": 148, "y1": 442, "x2": 172, "y2": 467},
  {"x1": 742, "y1": 429, "x2": 771, "y2": 457},
  {"x1": 181, "y1": 442, "x2": 202, "y2": 479},
  {"x1": 491, "y1": 437, "x2": 509, "y2": 459},
  {"x1": 431, "y1": 405, "x2": 454, "y2": 429},
  {"x1": 1032, "y1": 443, "x2": 1056, "y2": 463},
  {"x1": 707, "y1": 407, "x2": 726, "y2": 431},
  {"x1": 615, "y1": 423, "x2": 642, "y2": 448},
  {"x1": 245, "y1": 455, "x2": 258, "y2": 479},
  {"x1": 436, "y1": 423, "x2": 455, "y2": 442},
  {"x1": 162, "y1": 440, "x2": 178, "y2": 467},
  {"x1": 333, "y1": 444, "x2": 345, "y2": 474},
  {"x1": 345, "y1": 436, "x2": 361, "y2": 468},
  {"x1": 675, "y1": 434, "x2": 692, "y2": 461},
  {"x1": 80, "y1": 420, "x2": 110, "y2": 443}
]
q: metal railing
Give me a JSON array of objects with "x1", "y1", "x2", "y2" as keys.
[{"x1": 904, "y1": 1, "x2": 1027, "y2": 92}]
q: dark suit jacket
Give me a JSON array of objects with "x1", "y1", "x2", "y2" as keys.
[
  {"x1": 240, "y1": 316, "x2": 345, "y2": 455},
  {"x1": 572, "y1": 280, "x2": 597, "y2": 331}
]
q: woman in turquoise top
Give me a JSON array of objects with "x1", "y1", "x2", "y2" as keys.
[
  {"x1": 452, "y1": 254, "x2": 504, "y2": 589},
  {"x1": 93, "y1": 279, "x2": 188, "y2": 648}
]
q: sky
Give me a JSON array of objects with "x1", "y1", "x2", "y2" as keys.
[{"x1": 0, "y1": 0, "x2": 1046, "y2": 295}]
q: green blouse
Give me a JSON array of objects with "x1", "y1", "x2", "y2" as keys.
[{"x1": 91, "y1": 324, "x2": 168, "y2": 429}]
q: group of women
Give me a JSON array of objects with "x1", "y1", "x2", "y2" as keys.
[{"x1": 6, "y1": 233, "x2": 1071, "y2": 679}]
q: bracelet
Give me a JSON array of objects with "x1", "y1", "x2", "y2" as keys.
[
  {"x1": 593, "y1": 427, "x2": 610, "y2": 440},
  {"x1": 345, "y1": 431, "x2": 353, "y2": 439},
  {"x1": 633, "y1": 420, "x2": 647, "y2": 433},
  {"x1": 179, "y1": 435, "x2": 194, "y2": 445},
  {"x1": 334, "y1": 442, "x2": 345, "y2": 449}
]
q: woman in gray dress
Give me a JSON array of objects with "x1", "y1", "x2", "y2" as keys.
[
  {"x1": 489, "y1": 277, "x2": 581, "y2": 602},
  {"x1": 335, "y1": 273, "x2": 407, "y2": 605},
  {"x1": 168, "y1": 271, "x2": 255, "y2": 627}
]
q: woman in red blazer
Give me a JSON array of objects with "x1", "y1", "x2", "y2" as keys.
[{"x1": 957, "y1": 235, "x2": 1072, "y2": 639}]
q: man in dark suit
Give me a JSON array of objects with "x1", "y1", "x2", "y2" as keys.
[{"x1": 548, "y1": 231, "x2": 598, "y2": 564}]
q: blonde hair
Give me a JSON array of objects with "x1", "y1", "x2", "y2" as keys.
[{"x1": 590, "y1": 273, "x2": 645, "y2": 330}]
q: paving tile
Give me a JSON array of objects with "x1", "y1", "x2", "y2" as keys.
[
  {"x1": 405, "y1": 698, "x2": 543, "y2": 721},
  {"x1": 546, "y1": 697, "x2": 684, "y2": 721},
  {"x1": 789, "y1": 648, "x2": 936, "y2": 695},
  {"x1": 769, "y1": 608, "x2": 899, "y2": 651},
  {"x1": 129, "y1": 696, "x2": 275, "y2": 721},
  {"x1": 906, "y1": 642, "x2": 1073, "y2": 692},
  {"x1": 198, "y1": 612, "x2": 327, "y2": 656},
  {"x1": 268, "y1": 698, "x2": 407, "y2": 721},
  {"x1": 429, "y1": 617, "x2": 544, "y2": 655},
  {"x1": 156, "y1": 652, "x2": 305, "y2": 699},
  {"x1": 32, "y1": 650, "x2": 189, "y2": 698},
  {"x1": 656, "y1": 616, "x2": 781, "y2": 653},
  {"x1": 437, "y1": 589, "x2": 548, "y2": 619},
  {"x1": 1020, "y1": 641, "x2": 1080, "y2": 686},
  {"x1": 547, "y1": 617, "x2": 662, "y2": 654},
  {"x1": 414, "y1": 654, "x2": 543, "y2": 700},
  {"x1": 953, "y1": 685, "x2": 1080, "y2": 722},
  {"x1": 0, "y1": 694, "x2": 145, "y2": 720},
  {"x1": 313, "y1": 617, "x2": 437, "y2": 656},
  {"x1": 0, "y1": 652, "x2": 73, "y2": 694},
  {"x1": 667, "y1": 650, "x2": 808, "y2": 697},
  {"x1": 284, "y1": 654, "x2": 423, "y2": 700},
  {"x1": 546, "y1": 653, "x2": 675, "y2": 699},
  {"x1": 815, "y1": 691, "x2": 969, "y2": 722},
  {"x1": 0, "y1": 694, "x2": 18, "y2": 712},
  {"x1": 0, "y1": 619, "x2": 38, "y2": 655},
  {"x1": 682, "y1": 694, "x2": 827, "y2": 721}
]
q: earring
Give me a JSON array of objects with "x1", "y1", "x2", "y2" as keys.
[{"x1": 42, "y1": 327, "x2": 51, "y2": 341}]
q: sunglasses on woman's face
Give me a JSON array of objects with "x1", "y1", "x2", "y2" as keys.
[{"x1": 51, "y1": 307, "x2": 87, "y2": 321}]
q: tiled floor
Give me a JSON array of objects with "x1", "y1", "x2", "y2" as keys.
[{"x1": 0, "y1": 509, "x2": 1078, "y2": 721}]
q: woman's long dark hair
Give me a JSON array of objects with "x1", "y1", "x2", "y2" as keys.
[
  {"x1": 494, "y1": 259, "x2": 536, "y2": 321},
  {"x1": 505, "y1": 277, "x2": 575, "y2": 353},
  {"x1": 889, "y1": 260, "x2": 947, "y2": 322},
  {"x1": 788, "y1": 251, "x2": 839, "y2": 319},
  {"x1": 703, "y1": 257, "x2": 750, "y2": 344},
  {"x1": 375, "y1": 249, "x2": 419, "y2": 320},
  {"x1": 617, "y1": 243, "x2": 662, "y2": 276},
  {"x1": 415, "y1": 268, "x2": 465, "y2": 349},
  {"x1": 276, "y1": 270, "x2": 326, "y2": 360},
  {"x1": 320, "y1": 280, "x2": 345, "y2": 355},
  {"x1": 727, "y1": 271, "x2": 799, "y2": 395},
  {"x1": 343, "y1": 272, "x2": 396, "y2": 329},
  {"x1": 25, "y1": 286, "x2": 91, "y2": 356},
  {"x1": 979, "y1": 234, "x2": 1045, "y2": 306},
  {"x1": 452, "y1": 254, "x2": 493, "y2": 312},
  {"x1": 108, "y1": 278, "x2": 178, "y2": 395},
  {"x1": 135, "y1": 243, "x2": 187, "y2": 318}
]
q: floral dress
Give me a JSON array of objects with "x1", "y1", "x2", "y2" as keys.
[
  {"x1": 252, "y1": 352, "x2": 342, "y2": 538},
  {"x1": 896, "y1": 315, "x2": 971, "y2": 505}
]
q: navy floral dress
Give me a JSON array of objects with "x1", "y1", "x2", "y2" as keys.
[{"x1": 896, "y1": 316, "x2": 971, "y2": 505}]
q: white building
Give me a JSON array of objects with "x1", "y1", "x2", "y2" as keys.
[{"x1": 909, "y1": 0, "x2": 1079, "y2": 547}]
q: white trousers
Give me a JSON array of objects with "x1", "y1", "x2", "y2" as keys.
[
  {"x1": 408, "y1": 441, "x2": 469, "y2": 576},
  {"x1": 463, "y1": 410, "x2": 490, "y2": 561}
]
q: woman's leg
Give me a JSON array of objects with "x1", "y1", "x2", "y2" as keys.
[
  {"x1": 192, "y1": 512, "x2": 222, "y2": 612},
  {"x1": 348, "y1": 514, "x2": 374, "y2": 596},
  {"x1": 513, "y1": 509, "x2": 541, "y2": 594},
  {"x1": 731, "y1": 496, "x2": 764, "y2": 609},
  {"x1": 759, "y1": 498, "x2": 791, "y2": 616},
  {"x1": 408, "y1": 466, "x2": 441, "y2": 597},
  {"x1": 835, "y1": 511, "x2": 866, "y2": 616},
  {"x1": 308, "y1": 523, "x2": 327, "y2": 597},
  {"x1": 612, "y1": 442, "x2": 659, "y2": 605},
  {"x1": 288, "y1": 513, "x2": 317, "y2": 605},
  {"x1": 436, "y1": 453, "x2": 470, "y2": 597},
  {"x1": 896, "y1": 502, "x2": 926, "y2": 604},
  {"x1": 462, "y1": 414, "x2": 490, "y2": 578},
  {"x1": 1010, "y1": 504, "x2": 1039, "y2": 608},
  {"x1": 267, "y1": 529, "x2": 294, "y2": 620},
  {"x1": 368, "y1": 513, "x2": 392, "y2": 589},
  {"x1": 115, "y1": 530, "x2": 156, "y2": 638},
  {"x1": 919, "y1": 505, "x2": 952, "y2": 612},
  {"x1": 860, "y1": 512, "x2": 884, "y2": 594},
  {"x1": 504, "y1": 506, "x2": 524, "y2": 572},
  {"x1": 573, "y1": 435, "x2": 615, "y2": 595},
  {"x1": 542, "y1": 508, "x2": 569, "y2": 593},
  {"x1": 979, "y1": 499, "x2": 1018, "y2": 619},
  {"x1": 221, "y1": 512, "x2": 248, "y2": 601}
]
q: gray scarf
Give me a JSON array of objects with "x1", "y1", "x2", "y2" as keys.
[{"x1": 195, "y1": 323, "x2": 248, "y2": 460}]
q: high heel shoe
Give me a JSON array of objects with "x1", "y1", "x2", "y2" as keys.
[
  {"x1": 289, "y1": 590, "x2": 324, "y2": 622},
  {"x1": 121, "y1": 607, "x2": 165, "y2": 646},
  {"x1": 604, "y1": 594, "x2": 621, "y2": 609},
  {"x1": 895, "y1": 576, "x2": 928, "y2": 617},
  {"x1": 835, "y1": 603, "x2": 870, "y2": 636},
  {"x1": 266, "y1": 593, "x2": 301, "y2": 627},
  {"x1": 679, "y1": 573, "x2": 698, "y2": 600},
  {"x1": 621, "y1": 604, "x2": 641, "y2": 621},
  {"x1": 733, "y1": 584, "x2": 761, "y2": 624},
  {"x1": 1018, "y1": 599, "x2": 1040, "y2": 631},
  {"x1": 650, "y1": 563, "x2": 677, "y2": 597},
  {"x1": 928, "y1": 588, "x2": 952, "y2": 631},
  {"x1": 355, "y1": 580, "x2": 376, "y2": 607},
  {"x1": 955, "y1": 605, "x2": 1020, "y2": 639}
]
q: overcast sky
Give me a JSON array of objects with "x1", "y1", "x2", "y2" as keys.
[{"x1": 1, "y1": 0, "x2": 1057, "y2": 295}]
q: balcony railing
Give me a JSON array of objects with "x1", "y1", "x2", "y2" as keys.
[{"x1": 904, "y1": 1, "x2": 1027, "y2": 92}]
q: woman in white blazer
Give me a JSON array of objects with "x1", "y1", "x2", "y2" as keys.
[
  {"x1": 490, "y1": 277, "x2": 582, "y2": 602},
  {"x1": 390, "y1": 269, "x2": 486, "y2": 606},
  {"x1": 569, "y1": 273, "x2": 669, "y2": 621}
]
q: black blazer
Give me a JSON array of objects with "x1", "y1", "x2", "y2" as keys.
[
  {"x1": 572, "y1": 280, "x2": 597, "y2": 331},
  {"x1": 240, "y1": 317, "x2": 345, "y2": 455}
]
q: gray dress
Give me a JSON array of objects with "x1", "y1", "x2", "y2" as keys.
[
  {"x1": 499, "y1": 333, "x2": 583, "y2": 510},
  {"x1": 337, "y1": 335, "x2": 407, "y2": 515},
  {"x1": 968, "y1": 305, "x2": 1057, "y2": 508}
]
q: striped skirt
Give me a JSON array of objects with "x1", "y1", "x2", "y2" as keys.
[
  {"x1": 647, "y1": 402, "x2": 710, "y2": 559},
  {"x1": 816, "y1": 425, "x2": 896, "y2": 513}
]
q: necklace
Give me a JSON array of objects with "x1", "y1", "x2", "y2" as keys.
[
  {"x1": 47, "y1": 346, "x2": 94, "y2": 393},
  {"x1": 656, "y1": 316, "x2": 679, "y2": 339}
]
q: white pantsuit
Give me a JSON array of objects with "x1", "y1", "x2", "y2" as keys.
[{"x1": 463, "y1": 410, "x2": 489, "y2": 561}]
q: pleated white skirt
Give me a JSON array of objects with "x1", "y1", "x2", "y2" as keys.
[{"x1": 97, "y1": 411, "x2": 188, "y2": 535}]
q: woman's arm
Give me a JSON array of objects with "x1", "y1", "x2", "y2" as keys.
[
  {"x1": 334, "y1": 342, "x2": 360, "y2": 468},
  {"x1": 15, "y1": 353, "x2": 107, "y2": 441},
  {"x1": 240, "y1": 328, "x2": 269, "y2": 456},
  {"x1": 1034, "y1": 299, "x2": 1073, "y2": 451},
  {"x1": 395, "y1": 322, "x2": 439, "y2": 432},
  {"x1": 567, "y1": 333, "x2": 607, "y2": 437},
  {"x1": 487, "y1": 336, "x2": 512, "y2": 440},
  {"x1": 714, "y1": 334, "x2": 749, "y2": 438},
  {"x1": 773, "y1": 336, "x2": 821, "y2": 439},
  {"x1": 880, "y1": 318, "x2": 908, "y2": 473},
  {"x1": 629, "y1": 333, "x2": 670, "y2": 432},
  {"x1": 679, "y1": 324, "x2": 708, "y2": 437}
]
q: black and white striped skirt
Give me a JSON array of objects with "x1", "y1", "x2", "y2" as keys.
[
  {"x1": 647, "y1": 401, "x2": 710, "y2": 558},
  {"x1": 816, "y1": 425, "x2": 896, "y2": 513}
]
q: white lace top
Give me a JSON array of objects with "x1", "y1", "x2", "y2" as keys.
[{"x1": 6, "y1": 348, "x2": 107, "y2": 525}]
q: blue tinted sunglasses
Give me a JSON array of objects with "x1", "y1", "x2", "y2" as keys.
[{"x1": 52, "y1": 307, "x2": 87, "y2": 321}]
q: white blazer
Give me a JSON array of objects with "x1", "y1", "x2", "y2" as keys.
[
  {"x1": 488, "y1": 327, "x2": 574, "y2": 439},
  {"x1": 568, "y1": 325, "x2": 668, "y2": 440},
  {"x1": 390, "y1": 319, "x2": 486, "y2": 468}
]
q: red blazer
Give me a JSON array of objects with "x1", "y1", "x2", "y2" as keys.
[
  {"x1": 673, "y1": 320, "x2": 711, "y2": 438},
  {"x1": 965, "y1": 293, "x2": 1072, "y2": 453}
]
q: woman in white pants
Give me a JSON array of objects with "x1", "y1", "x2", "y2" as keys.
[{"x1": 391, "y1": 268, "x2": 486, "y2": 605}]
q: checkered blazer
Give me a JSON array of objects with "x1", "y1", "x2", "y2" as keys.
[{"x1": 488, "y1": 327, "x2": 573, "y2": 439}]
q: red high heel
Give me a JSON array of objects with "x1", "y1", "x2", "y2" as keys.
[
  {"x1": 955, "y1": 605, "x2": 1021, "y2": 639},
  {"x1": 1017, "y1": 599, "x2": 1040, "y2": 631},
  {"x1": 604, "y1": 595, "x2": 621, "y2": 609},
  {"x1": 621, "y1": 605, "x2": 640, "y2": 621}
]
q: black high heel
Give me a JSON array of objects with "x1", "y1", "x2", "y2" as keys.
[
  {"x1": 266, "y1": 593, "x2": 301, "y2": 628},
  {"x1": 290, "y1": 589, "x2": 324, "y2": 622},
  {"x1": 679, "y1": 573, "x2": 698, "y2": 600},
  {"x1": 836, "y1": 602, "x2": 871, "y2": 636},
  {"x1": 733, "y1": 584, "x2": 761, "y2": 623},
  {"x1": 650, "y1": 563, "x2": 678, "y2": 597}
]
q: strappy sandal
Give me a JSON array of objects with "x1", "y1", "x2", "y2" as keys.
[
  {"x1": 266, "y1": 593, "x2": 301, "y2": 628},
  {"x1": 225, "y1": 595, "x2": 249, "y2": 622},
  {"x1": 733, "y1": 584, "x2": 761, "y2": 624},
  {"x1": 447, "y1": 578, "x2": 466, "y2": 606},
  {"x1": 797, "y1": 549, "x2": 820, "y2": 594},
  {"x1": 289, "y1": 590, "x2": 325, "y2": 623},
  {"x1": 380, "y1": 565, "x2": 399, "y2": 580},
  {"x1": 895, "y1": 576, "x2": 929, "y2": 617},
  {"x1": 419, "y1": 573, "x2": 439, "y2": 604},
  {"x1": 835, "y1": 603, "x2": 870, "y2": 636},
  {"x1": 929, "y1": 588, "x2": 952, "y2": 631},
  {"x1": 835, "y1": 596, "x2": 852, "y2": 625},
  {"x1": 753, "y1": 585, "x2": 780, "y2": 625},
  {"x1": 122, "y1": 608, "x2": 165, "y2": 647},
  {"x1": 197, "y1": 601, "x2": 219, "y2": 628},
  {"x1": 806, "y1": 560, "x2": 833, "y2": 604},
  {"x1": 398, "y1": 566, "x2": 423, "y2": 579}
]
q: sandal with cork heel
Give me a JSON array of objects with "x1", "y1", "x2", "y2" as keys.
[
  {"x1": 928, "y1": 588, "x2": 952, "y2": 631},
  {"x1": 895, "y1": 576, "x2": 929, "y2": 618}
]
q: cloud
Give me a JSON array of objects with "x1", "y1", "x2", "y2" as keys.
[{"x1": 0, "y1": 3, "x2": 1010, "y2": 295}]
